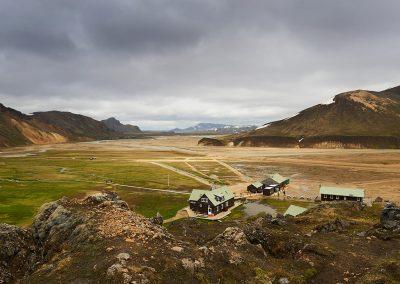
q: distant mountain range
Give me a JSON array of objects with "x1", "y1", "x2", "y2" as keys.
[
  {"x1": 199, "y1": 85, "x2": 400, "y2": 149},
  {"x1": 0, "y1": 104, "x2": 141, "y2": 147},
  {"x1": 171, "y1": 123, "x2": 256, "y2": 134}
]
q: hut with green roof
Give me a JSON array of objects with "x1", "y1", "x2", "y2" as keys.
[
  {"x1": 320, "y1": 186, "x2": 364, "y2": 202},
  {"x1": 262, "y1": 173, "x2": 290, "y2": 195},
  {"x1": 247, "y1": 173, "x2": 290, "y2": 195},
  {"x1": 188, "y1": 186, "x2": 235, "y2": 215},
  {"x1": 247, "y1": 181, "x2": 264, "y2": 193}
]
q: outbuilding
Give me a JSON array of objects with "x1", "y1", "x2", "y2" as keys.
[
  {"x1": 320, "y1": 186, "x2": 364, "y2": 202},
  {"x1": 247, "y1": 181, "x2": 264, "y2": 193},
  {"x1": 261, "y1": 173, "x2": 290, "y2": 196},
  {"x1": 188, "y1": 186, "x2": 235, "y2": 216},
  {"x1": 284, "y1": 205, "x2": 307, "y2": 217}
]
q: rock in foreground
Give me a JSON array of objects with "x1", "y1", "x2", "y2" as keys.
[{"x1": 1, "y1": 194, "x2": 400, "y2": 283}]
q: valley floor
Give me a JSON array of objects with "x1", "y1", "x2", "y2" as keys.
[{"x1": 1, "y1": 135, "x2": 400, "y2": 225}]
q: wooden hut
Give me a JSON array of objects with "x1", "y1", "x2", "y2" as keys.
[
  {"x1": 188, "y1": 186, "x2": 235, "y2": 215},
  {"x1": 247, "y1": 181, "x2": 264, "y2": 193},
  {"x1": 319, "y1": 186, "x2": 364, "y2": 202},
  {"x1": 261, "y1": 173, "x2": 290, "y2": 196}
]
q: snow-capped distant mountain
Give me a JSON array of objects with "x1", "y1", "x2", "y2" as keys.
[{"x1": 171, "y1": 123, "x2": 256, "y2": 134}]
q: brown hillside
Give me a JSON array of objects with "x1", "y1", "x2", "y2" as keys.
[
  {"x1": 0, "y1": 104, "x2": 118, "y2": 148},
  {"x1": 213, "y1": 85, "x2": 400, "y2": 148},
  {"x1": 0, "y1": 104, "x2": 69, "y2": 147}
]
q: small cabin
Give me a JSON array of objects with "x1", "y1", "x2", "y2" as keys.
[
  {"x1": 261, "y1": 173, "x2": 290, "y2": 196},
  {"x1": 188, "y1": 186, "x2": 235, "y2": 216},
  {"x1": 320, "y1": 186, "x2": 364, "y2": 202},
  {"x1": 247, "y1": 181, "x2": 264, "y2": 193},
  {"x1": 284, "y1": 205, "x2": 307, "y2": 217}
]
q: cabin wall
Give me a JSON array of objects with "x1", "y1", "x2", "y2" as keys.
[
  {"x1": 247, "y1": 185, "x2": 263, "y2": 193},
  {"x1": 211, "y1": 198, "x2": 235, "y2": 214},
  {"x1": 190, "y1": 198, "x2": 235, "y2": 215},
  {"x1": 321, "y1": 194, "x2": 363, "y2": 202}
]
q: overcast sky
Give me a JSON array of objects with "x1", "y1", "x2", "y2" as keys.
[{"x1": 0, "y1": 0, "x2": 400, "y2": 130}]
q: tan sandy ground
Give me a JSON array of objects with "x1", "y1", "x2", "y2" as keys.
[{"x1": 2, "y1": 135, "x2": 400, "y2": 202}]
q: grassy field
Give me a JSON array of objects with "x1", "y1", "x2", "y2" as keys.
[
  {"x1": 164, "y1": 161, "x2": 227, "y2": 185},
  {"x1": 0, "y1": 149, "x2": 207, "y2": 226},
  {"x1": 115, "y1": 188, "x2": 189, "y2": 219},
  {"x1": 188, "y1": 162, "x2": 242, "y2": 184}
]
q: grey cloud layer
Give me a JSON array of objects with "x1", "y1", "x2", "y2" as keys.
[{"x1": 0, "y1": 0, "x2": 399, "y2": 129}]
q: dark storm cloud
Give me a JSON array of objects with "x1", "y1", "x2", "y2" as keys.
[{"x1": 0, "y1": 0, "x2": 400, "y2": 129}]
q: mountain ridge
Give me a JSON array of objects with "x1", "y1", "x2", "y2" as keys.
[
  {"x1": 172, "y1": 122, "x2": 256, "y2": 134},
  {"x1": 102, "y1": 117, "x2": 141, "y2": 133},
  {"x1": 0, "y1": 104, "x2": 141, "y2": 147},
  {"x1": 199, "y1": 85, "x2": 400, "y2": 148}
]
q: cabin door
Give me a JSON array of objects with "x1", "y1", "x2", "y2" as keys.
[{"x1": 207, "y1": 206, "x2": 212, "y2": 215}]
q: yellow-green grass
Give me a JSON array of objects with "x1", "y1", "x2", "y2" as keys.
[
  {"x1": 164, "y1": 162, "x2": 200, "y2": 176},
  {"x1": 115, "y1": 188, "x2": 188, "y2": 220},
  {"x1": 189, "y1": 162, "x2": 242, "y2": 184},
  {"x1": 163, "y1": 162, "x2": 226, "y2": 185},
  {"x1": 224, "y1": 204, "x2": 245, "y2": 221},
  {"x1": 0, "y1": 150, "x2": 207, "y2": 226},
  {"x1": 0, "y1": 180, "x2": 99, "y2": 226}
]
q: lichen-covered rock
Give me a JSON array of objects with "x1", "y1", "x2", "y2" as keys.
[
  {"x1": 380, "y1": 203, "x2": 400, "y2": 230},
  {"x1": 149, "y1": 212, "x2": 163, "y2": 225},
  {"x1": 0, "y1": 224, "x2": 38, "y2": 283},
  {"x1": 85, "y1": 192, "x2": 129, "y2": 210},
  {"x1": 314, "y1": 218, "x2": 350, "y2": 233},
  {"x1": 371, "y1": 202, "x2": 400, "y2": 240},
  {"x1": 211, "y1": 227, "x2": 249, "y2": 246}
]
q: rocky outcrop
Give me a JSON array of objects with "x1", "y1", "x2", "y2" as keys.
[
  {"x1": 232, "y1": 136, "x2": 299, "y2": 147},
  {"x1": 314, "y1": 218, "x2": 350, "y2": 233},
  {"x1": 149, "y1": 212, "x2": 163, "y2": 225},
  {"x1": 2, "y1": 194, "x2": 400, "y2": 283},
  {"x1": 198, "y1": 137, "x2": 226, "y2": 146},
  {"x1": 102, "y1": 117, "x2": 141, "y2": 133},
  {"x1": 0, "y1": 192, "x2": 207, "y2": 283},
  {"x1": 0, "y1": 224, "x2": 38, "y2": 283},
  {"x1": 371, "y1": 203, "x2": 400, "y2": 240}
]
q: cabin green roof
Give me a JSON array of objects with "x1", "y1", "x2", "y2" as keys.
[
  {"x1": 320, "y1": 186, "x2": 364, "y2": 198},
  {"x1": 189, "y1": 186, "x2": 235, "y2": 206},
  {"x1": 270, "y1": 173, "x2": 289, "y2": 184},
  {"x1": 251, "y1": 181, "x2": 263, "y2": 188},
  {"x1": 284, "y1": 205, "x2": 307, "y2": 217}
]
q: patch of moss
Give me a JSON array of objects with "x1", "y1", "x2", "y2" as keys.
[{"x1": 303, "y1": 267, "x2": 318, "y2": 280}]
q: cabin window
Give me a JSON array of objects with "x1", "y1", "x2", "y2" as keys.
[
  {"x1": 330, "y1": 195, "x2": 333, "y2": 199},
  {"x1": 225, "y1": 201, "x2": 228, "y2": 206},
  {"x1": 344, "y1": 197, "x2": 347, "y2": 200},
  {"x1": 336, "y1": 196, "x2": 339, "y2": 200},
  {"x1": 201, "y1": 198, "x2": 207, "y2": 202}
]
